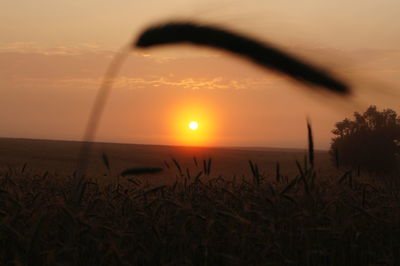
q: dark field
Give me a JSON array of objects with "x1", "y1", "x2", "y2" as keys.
[
  {"x1": 1, "y1": 138, "x2": 400, "y2": 265},
  {"x1": 0, "y1": 138, "x2": 333, "y2": 184}
]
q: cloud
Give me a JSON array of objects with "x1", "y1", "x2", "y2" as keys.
[
  {"x1": 1, "y1": 42, "x2": 400, "y2": 95},
  {"x1": 0, "y1": 43, "x2": 279, "y2": 91},
  {"x1": 114, "y1": 76, "x2": 246, "y2": 90},
  {"x1": 0, "y1": 42, "x2": 109, "y2": 55},
  {"x1": 13, "y1": 76, "x2": 264, "y2": 91}
]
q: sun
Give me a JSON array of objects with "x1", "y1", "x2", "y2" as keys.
[
  {"x1": 188, "y1": 121, "x2": 199, "y2": 130},
  {"x1": 170, "y1": 104, "x2": 217, "y2": 146}
]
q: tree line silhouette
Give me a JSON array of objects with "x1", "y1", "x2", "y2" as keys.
[{"x1": 330, "y1": 105, "x2": 400, "y2": 173}]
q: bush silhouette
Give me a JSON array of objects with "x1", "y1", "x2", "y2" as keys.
[{"x1": 330, "y1": 105, "x2": 400, "y2": 173}]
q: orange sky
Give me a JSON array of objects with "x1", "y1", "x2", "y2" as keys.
[{"x1": 1, "y1": 0, "x2": 400, "y2": 149}]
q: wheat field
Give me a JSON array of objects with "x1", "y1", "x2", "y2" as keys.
[{"x1": 1, "y1": 138, "x2": 399, "y2": 265}]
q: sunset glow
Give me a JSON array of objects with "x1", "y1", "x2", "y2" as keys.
[
  {"x1": 1, "y1": 1, "x2": 400, "y2": 148},
  {"x1": 167, "y1": 103, "x2": 218, "y2": 146},
  {"x1": 188, "y1": 121, "x2": 199, "y2": 130}
]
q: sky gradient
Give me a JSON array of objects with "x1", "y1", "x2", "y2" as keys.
[{"x1": 1, "y1": 0, "x2": 400, "y2": 149}]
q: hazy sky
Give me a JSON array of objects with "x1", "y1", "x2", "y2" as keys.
[{"x1": 1, "y1": 0, "x2": 400, "y2": 148}]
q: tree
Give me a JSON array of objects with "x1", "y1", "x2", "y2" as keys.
[{"x1": 330, "y1": 105, "x2": 400, "y2": 173}]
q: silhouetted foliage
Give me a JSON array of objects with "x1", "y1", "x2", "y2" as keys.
[{"x1": 330, "y1": 105, "x2": 400, "y2": 173}]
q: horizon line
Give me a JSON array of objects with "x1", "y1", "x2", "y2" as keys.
[{"x1": 0, "y1": 136, "x2": 329, "y2": 152}]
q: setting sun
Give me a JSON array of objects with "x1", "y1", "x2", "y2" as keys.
[
  {"x1": 189, "y1": 121, "x2": 199, "y2": 130},
  {"x1": 168, "y1": 102, "x2": 219, "y2": 146}
]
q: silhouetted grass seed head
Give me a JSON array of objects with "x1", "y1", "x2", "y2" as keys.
[{"x1": 135, "y1": 21, "x2": 351, "y2": 96}]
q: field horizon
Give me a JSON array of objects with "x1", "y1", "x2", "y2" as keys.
[
  {"x1": 0, "y1": 136, "x2": 329, "y2": 152},
  {"x1": 0, "y1": 137, "x2": 332, "y2": 183}
]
